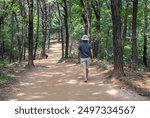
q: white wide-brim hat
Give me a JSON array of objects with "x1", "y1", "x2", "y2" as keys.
[{"x1": 81, "y1": 34, "x2": 89, "y2": 41}]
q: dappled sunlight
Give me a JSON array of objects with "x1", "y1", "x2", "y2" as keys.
[
  {"x1": 49, "y1": 72, "x2": 63, "y2": 75},
  {"x1": 86, "y1": 82, "x2": 96, "y2": 85},
  {"x1": 24, "y1": 95, "x2": 45, "y2": 100},
  {"x1": 106, "y1": 89, "x2": 118, "y2": 95},
  {"x1": 16, "y1": 92, "x2": 26, "y2": 97},
  {"x1": 64, "y1": 64, "x2": 77, "y2": 67},
  {"x1": 20, "y1": 82, "x2": 35, "y2": 86},
  {"x1": 66, "y1": 80, "x2": 78, "y2": 84},
  {"x1": 92, "y1": 92, "x2": 102, "y2": 95},
  {"x1": 8, "y1": 99, "x2": 18, "y2": 101},
  {"x1": 58, "y1": 79, "x2": 63, "y2": 82},
  {"x1": 4, "y1": 43, "x2": 148, "y2": 101},
  {"x1": 98, "y1": 83, "x2": 105, "y2": 86},
  {"x1": 36, "y1": 80, "x2": 48, "y2": 83},
  {"x1": 100, "y1": 70, "x2": 110, "y2": 74}
]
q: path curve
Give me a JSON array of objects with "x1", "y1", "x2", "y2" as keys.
[{"x1": 1, "y1": 43, "x2": 149, "y2": 101}]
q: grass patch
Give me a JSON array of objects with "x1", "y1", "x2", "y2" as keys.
[{"x1": 0, "y1": 72, "x2": 14, "y2": 85}]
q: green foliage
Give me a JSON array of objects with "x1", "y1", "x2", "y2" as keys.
[
  {"x1": 0, "y1": 61, "x2": 9, "y2": 68},
  {"x1": 0, "y1": 72, "x2": 13, "y2": 85},
  {"x1": 99, "y1": 60, "x2": 112, "y2": 69},
  {"x1": 0, "y1": 0, "x2": 150, "y2": 71},
  {"x1": 68, "y1": 52, "x2": 76, "y2": 59}
]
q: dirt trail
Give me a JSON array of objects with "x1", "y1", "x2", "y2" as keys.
[{"x1": 1, "y1": 43, "x2": 149, "y2": 101}]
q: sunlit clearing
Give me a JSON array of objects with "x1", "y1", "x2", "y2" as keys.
[{"x1": 106, "y1": 89, "x2": 118, "y2": 95}]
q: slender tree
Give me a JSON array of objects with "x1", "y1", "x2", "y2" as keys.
[
  {"x1": 0, "y1": 1, "x2": 5, "y2": 60},
  {"x1": 41, "y1": 0, "x2": 48, "y2": 57},
  {"x1": 122, "y1": 0, "x2": 129, "y2": 42},
  {"x1": 91, "y1": 0, "x2": 103, "y2": 58},
  {"x1": 9, "y1": 0, "x2": 15, "y2": 63},
  {"x1": 64, "y1": 0, "x2": 69, "y2": 58},
  {"x1": 131, "y1": 0, "x2": 138, "y2": 67},
  {"x1": 34, "y1": 0, "x2": 40, "y2": 59},
  {"x1": 27, "y1": 0, "x2": 34, "y2": 67},
  {"x1": 110, "y1": 0, "x2": 125, "y2": 77},
  {"x1": 85, "y1": 0, "x2": 90, "y2": 37},
  {"x1": 80, "y1": 0, "x2": 91, "y2": 37}
]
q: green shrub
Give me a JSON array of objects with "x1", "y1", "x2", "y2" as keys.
[
  {"x1": 0, "y1": 60, "x2": 9, "y2": 68},
  {"x1": 0, "y1": 72, "x2": 13, "y2": 85}
]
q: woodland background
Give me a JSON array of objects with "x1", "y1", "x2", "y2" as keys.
[{"x1": 0, "y1": 0, "x2": 150, "y2": 81}]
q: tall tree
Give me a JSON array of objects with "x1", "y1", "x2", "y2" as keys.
[
  {"x1": 91, "y1": 0, "x2": 103, "y2": 58},
  {"x1": 64, "y1": 0, "x2": 69, "y2": 58},
  {"x1": 0, "y1": 0, "x2": 5, "y2": 60},
  {"x1": 41, "y1": 0, "x2": 48, "y2": 57},
  {"x1": 85, "y1": 0, "x2": 91, "y2": 37},
  {"x1": 27, "y1": 0, "x2": 34, "y2": 67},
  {"x1": 18, "y1": 0, "x2": 25, "y2": 62},
  {"x1": 9, "y1": 0, "x2": 15, "y2": 63},
  {"x1": 34, "y1": 0, "x2": 40, "y2": 59},
  {"x1": 91, "y1": 0, "x2": 103, "y2": 30},
  {"x1": 80, "y1": 0, "x2": 91, "y2": 37},
  {"x1": 110, "y1": 0, "x2": 125, "y2": 77},
  {"x1": 122, "y1": 0, "x2": 129, "y2": 42},
  {"x1": 131, "y1": 0, "x2": 138, "y2": 67}
]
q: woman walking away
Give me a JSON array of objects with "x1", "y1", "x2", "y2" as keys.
[{"x1": 78, "y1": 35, "x2": 93, "y2": 82}]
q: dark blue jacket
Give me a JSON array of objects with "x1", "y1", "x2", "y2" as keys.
[{"x1": 78, "y1": 43, "x2": 92, "y2": 58}]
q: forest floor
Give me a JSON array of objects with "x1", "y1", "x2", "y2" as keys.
[{"x1": 0, "y1": 43, "x2": 150, "y2": 101}]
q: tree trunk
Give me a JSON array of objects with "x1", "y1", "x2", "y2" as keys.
[
  {"x1": 64, "y1": 0, "x2": 69, "y2": 58},
  {"x1": 41, "y1": 0, "x2": 48, "y2": 57},
  {"x1": 80, "y1": 0, "x2": 91, "y2": 37},
  {"x1": 47, "y1": 5, "x2": 52, "y2": 50},
  {"x1": 91, "y1": 0, "x2": 103, "y2": 30},
  {"x1": 80, "y1": 0, "x2": 87, "y2": 34},
  {"x1": 110, "y1": 0, "x2": 125, "y2": 77},
  {"x1": 85, "y1": 0, "x2": 91, "y2": 37},
  {"x1": 91, "y1": 0, "x2": 103, "y2": 58},
  {"x1": 14, "y1": 13, "x2": 23, "y2": 62},
  {"x1": 27, "y1": 0, "x2": 34, "y2": 67},
  {"x1": 131, "y1": 0, "x2": 138, "y2": 67},
  {"x1": 23, "y1": 22, "x2": 28, "y2": 61},
  {"x1": 122, "y1": 0, "x2": 129, "y2": 42},
  {"x1": 47, "y1": 28, "x2": 51, "y2": 49},
  {"x1": 34, "y1": 0, "x2": 40, "y2": 59},
  {"x1": 9, "y1": 9, "x2": 15, "y2": 63}
]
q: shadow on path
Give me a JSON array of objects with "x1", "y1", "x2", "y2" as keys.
[{"x1": 0, "y1": 43, "x2": 149, "y2": 101}]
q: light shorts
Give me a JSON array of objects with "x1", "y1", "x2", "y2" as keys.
[{"x1": 81, "y1": 57, "x2": 91, "y2": 69}]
